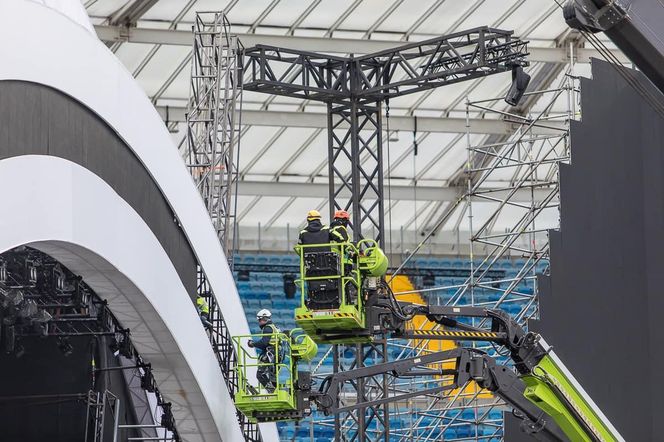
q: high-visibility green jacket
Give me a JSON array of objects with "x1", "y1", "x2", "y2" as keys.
[
  {"x1": 196, "y1": 296, "x2": 209, "y2": 314},
  {"x1": 330, "y1": 223, "x2": 352, "y2": 264}
]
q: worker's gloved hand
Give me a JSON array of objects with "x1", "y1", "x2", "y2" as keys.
[{"x1": 247, "y1": 340, "x2": 255, "y2": 348}]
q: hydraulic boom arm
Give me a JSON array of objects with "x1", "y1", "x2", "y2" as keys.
[
  {"x1": 363, "y1": 295, "x2": 626, "y2": 442},
  {"x1": 313, "y1": 347, "x2": 568, "y2": 441}
]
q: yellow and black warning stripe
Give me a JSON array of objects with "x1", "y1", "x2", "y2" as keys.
[
  {"x1": 295, "y1": 314, "x2": 314, "y2": 320},
  {"x1": 295, "y1": 312, "x2": 356, "y2": 319},
  {"x1": 410, "y1": 330, "x2": 499, "y2": 339},
  {"x1": 333, "y1": 312, "x2": 355, "y2": 318}
]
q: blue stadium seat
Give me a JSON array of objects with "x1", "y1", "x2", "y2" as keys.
[{"x1": 455, "y1": 424, "x2": 472, "y2": 438}]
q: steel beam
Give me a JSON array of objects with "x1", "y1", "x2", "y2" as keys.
[
  {"x1": 94, "y1": 25, "x2": 629, "y2": 64},
  {"x1": 156, "y1": 107, "x2": 565, "y2": 134},
  {"x1": 107, "y1": 0, "x2": 159, "y2": 26},
  {"x1": 236, "y1": 180, "x2": 553, "y2": 202}
]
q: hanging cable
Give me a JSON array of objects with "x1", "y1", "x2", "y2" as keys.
[
  {"x1": 412, "y1": 116, "x2": 419, "y2": 245},
  {"x1": 385, "y1": 98, "x2": 394, "y2": 263}
]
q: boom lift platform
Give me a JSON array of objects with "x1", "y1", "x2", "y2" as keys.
[
  {"x1": 233, "y1": 328, "x2": 318, "y2": 422},
  {"x1": 293, "y1": 239, "x2": 388, "y2": 344}
]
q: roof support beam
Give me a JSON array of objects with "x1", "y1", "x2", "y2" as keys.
[
  {"x1": 157, "y1": 107, "x2": 565, "y2": 135},
  {"x1": 236, "y1": 180, "x2": 551, "y2": 202},
  {"x1": 107, "y1": 0, "x2": 159, "y2": 26},
  {"x1": 94, "y1": 25, "x2": 629, "y2": 64}
]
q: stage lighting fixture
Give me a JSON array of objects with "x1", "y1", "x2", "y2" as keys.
[
  {"x1": 4, "y1": 288, "x2": 24, "y2": 308},
  {"x1": 109, "y1": 337, "x2": 120, "y2": 356},
  {"x1": 18, "y1": 299, "x2": 38, "y2": 319},
  {"x1": 160, "y1": 402, "x2": 175, "y2": 432},
  {"x1": 53, "y1": 266, "x2": 65, "y2": 291},
  {"x1": 141, "y1": 369, "x2": 156, "y2": 393},
  {"x1": 25, "y1": 261, "x2": 37, "y2": 284},
  {"x1": 57, "y1": 337, "x2": 73, "y2": 357},
  {"x1": 504, "y1": 65, "x2": 531, "y2": 106},
  {"x1": 119, "y1": 335, "x2": 133, "y2": 359}
]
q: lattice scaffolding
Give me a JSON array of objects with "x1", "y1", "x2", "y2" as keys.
[
  {"x1": 184, "y1": 12, "x2": 261, "y2": 442},
  {"x1": 186, "y1": 11, "x2": 243, "y2": 259},
  {"x1": 387, "y1": 72, "x2": 579, "y2": 441}
]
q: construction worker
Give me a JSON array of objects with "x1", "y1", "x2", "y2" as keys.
[
  {"x1": 247, "y1": 309, "x2": 281, "y2": 392},
  {"x1": 196, "y1": 295, "x2": 212, "y2": 330},
  {"x1": 297, "y1": 209, "x2": 343, "y2": 309},
  {"x1": 329, "y1": 209, "x2": 357, "y2": 304},
  {"x1": 330, "y1": 209, "x2": 351, "y2": 242},
  {"x1": 297, "y1": 210, "x2": 331, "y2": 252}
]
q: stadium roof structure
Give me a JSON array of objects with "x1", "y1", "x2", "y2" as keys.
[{"x1": 85, "y1": 0, "x2": 624, "y2": 253}]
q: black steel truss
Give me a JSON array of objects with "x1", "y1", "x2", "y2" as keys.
[
  {"x1": 328, "y1": 101, "x2": 385, "y2": 242},
  {"x1": 244, "y1": 27, "x2": 528, "y2": 105},
  {"x1": 243, "y1": 26, "x2": 528, "y2": 244},
  {"x1": 240, "y1": 25, "x2": 528, "y2": 442},
  {"x1": 333, "y1": 341, "x2": 390, "y2": 441}
]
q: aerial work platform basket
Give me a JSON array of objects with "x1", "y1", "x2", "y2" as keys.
[
  {"x1": 293, "y1": 239, "x2": 388, "y2": 344},
  {"x1": 233, "y1": 328, "x2": 317, "y2": 422}
]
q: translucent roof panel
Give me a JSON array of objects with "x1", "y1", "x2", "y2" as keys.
[{"x1": 84, "y1": 0, "x2": 602, "y2": 242}]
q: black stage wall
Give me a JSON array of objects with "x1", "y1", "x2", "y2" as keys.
[
  {"x1": 506, "y1": 60, "x2": 664, "y2": 440},
  {"x1": 0, "y1": 336, "x2": 138, "y2": 442}
]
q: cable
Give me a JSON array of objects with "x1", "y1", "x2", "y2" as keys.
[
  {"x1": 385, "y1": 99, "x2": 394, "y2": 263},
  {"x1": 412, "y1": 116, "x2": 418, "y2": 243}
]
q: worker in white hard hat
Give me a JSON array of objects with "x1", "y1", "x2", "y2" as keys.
[{"x1": 247, "y1": 309, "x2": 281, "y2": 392}]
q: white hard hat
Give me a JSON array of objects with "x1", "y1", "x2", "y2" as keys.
[{"x1": 256, "y1": 309, "x2": 272, "y2": 320}]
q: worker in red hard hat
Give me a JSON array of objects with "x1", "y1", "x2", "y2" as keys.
[
  {"x1": 330, "y1": 210, "x2": 351, "y2": 243},
  {"x1": 329, "y1": 209, "x2": 357, "y2": 303}
]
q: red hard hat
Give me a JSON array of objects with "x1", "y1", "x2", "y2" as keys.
[{"x1": 334, "y1": 210, "x2": 350, "y2": 220}]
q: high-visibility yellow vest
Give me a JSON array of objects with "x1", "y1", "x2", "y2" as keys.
[{"x1": 267, "y1": 324, "x2": 281, "y2": 347}]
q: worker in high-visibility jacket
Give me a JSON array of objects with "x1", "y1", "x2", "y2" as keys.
[
  {"x1": 330, "y1": 209, "x2": 351, "y2": 244},
  {"x1": 329, "y1": 209, "x2": 357, "y2": 304},
  {"x1": 196, "y1": 295, "x2": 212, "y2": 330},
  {"x1": 248, "y1": 309, "x2": 282, "y2": 392},
  {"x1": 297, "y1": 209, "x2": 332, "y2": 252}
]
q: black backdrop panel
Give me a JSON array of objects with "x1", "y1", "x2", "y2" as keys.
[
  {"x1": 506, "y1": 60, "x2": 664, "y2": 441},
  {"x1": 0, "y1": 336, "x2": 137, "y2": 442}
]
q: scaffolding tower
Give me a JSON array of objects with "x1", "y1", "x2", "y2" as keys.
[
  {"x1": 185, "y1": 12, "x2": 261, "y2": 442},
  {"x1": 387, "y1": 72, "x2": 578, "y2": 441},
  {"x1": 186, "y1": 11, "x2": 243, "y2": 259}
]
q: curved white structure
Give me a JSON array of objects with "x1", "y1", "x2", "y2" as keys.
[
  {"x1": 0, "y1": 1, "x2": 278, "y2": 441},
  {"x1": 0, "y1": 155, "x2": 239, "y2": 441}
]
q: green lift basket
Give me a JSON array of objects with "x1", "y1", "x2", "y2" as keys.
[
  {"x1": 233, "y1": 328, "x2": 317, "y2": 423},
  {"x1": 293, "y1": 239, "x2": 388, "y2": 344}
]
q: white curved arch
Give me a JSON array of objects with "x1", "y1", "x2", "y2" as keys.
[
  {"x1": 0, "y1": 2, "x2": 279, "y2": 440},
  {"x1": 0, "y1": 0, "x2": 253, "y2": 344},
  {"x1": 0, "y1": 155, "x2": 241, "y2": 442}
]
